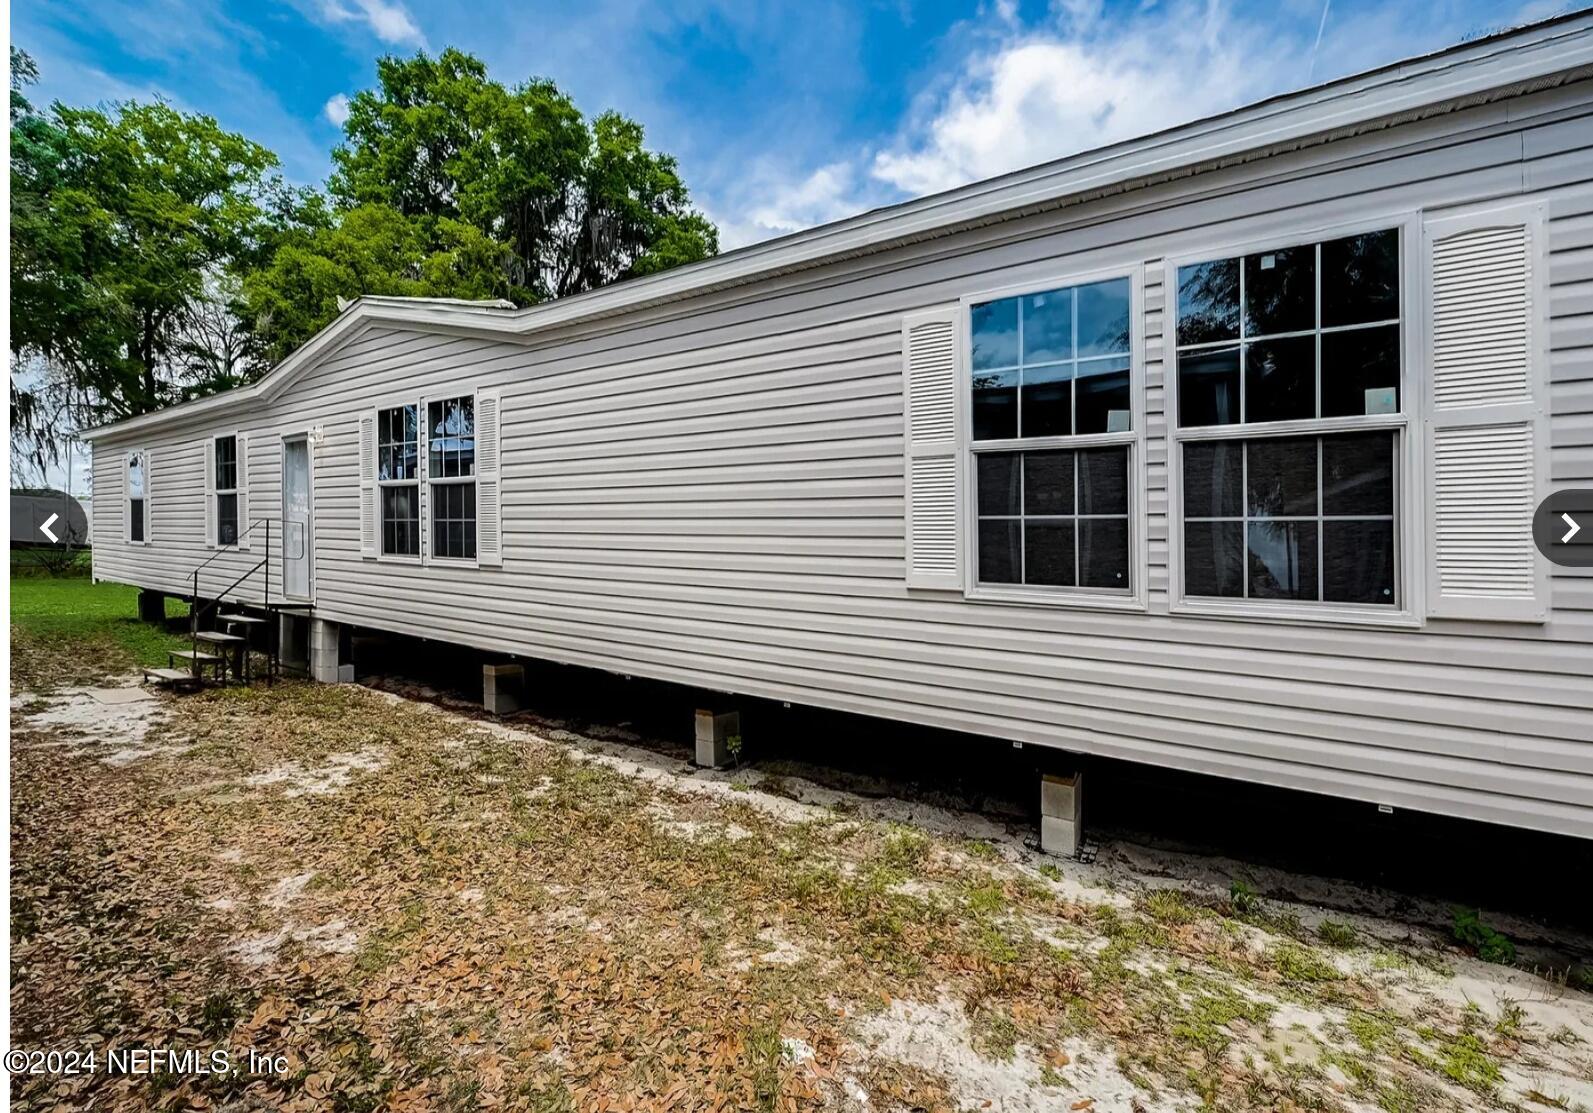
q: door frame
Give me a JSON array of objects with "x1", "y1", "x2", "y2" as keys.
[{"x1": 280, "y1": 432, "x2": 315, "y2": 602}]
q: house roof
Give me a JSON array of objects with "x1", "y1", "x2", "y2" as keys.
[{"x1": 82, "y1": 9, "x2": 1593, "y2": 442}]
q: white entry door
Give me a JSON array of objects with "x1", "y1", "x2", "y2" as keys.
[{"x1": 281, "y1": 436, "x2": 313, "y2": 599}]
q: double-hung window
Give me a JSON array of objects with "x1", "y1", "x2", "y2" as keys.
[
  {"x1": 127, "y1": 452, "x2": 148, "y2": 544},
  {"x1": 214, "y1": 435, "x2": 239, "y2": 546},
  {"x1": 1173, "y1": 226, "x2": 1405, "y2": 610},
  {"x1": 362, "y1": 390, "x2": 500, "y2": 566},
  {"x1": 969, "y1": 274, "x2": 1136, "y2": 596},
  {"x1": 378, "y1": 405, "x2": 420, "y2": 557},
  {"x1": 427, "y1": 396, "x2": 477, "y2": 561}
]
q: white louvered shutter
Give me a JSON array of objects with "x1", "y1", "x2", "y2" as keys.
[
  {"x1": 1423, "y1": 202, "x2": 1548, "y2": 622},
  {"x1": 902, "y1": 306, "x2": 964, "y2": 590},
  {"x1": 236, "y1": 432, "x2": 251, "y2": 550},
  {"x1": 359, "y1": 410, "x2": 378, "y2": 557},
  {"x1": 475, "y1": 388, "x2": 503, "y2": 567},
  {"x1": 204, "y1": 437, "x2": 218, "y2": 549},
  {"x1": 144, "y1": 450, "x2": 153, "y2": 544},
  {"x1": 417, "y1": 396, "x2": 429, "y2": 562}
]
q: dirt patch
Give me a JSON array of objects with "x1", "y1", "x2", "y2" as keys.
[
  {"x1": 263, "y1": 871, "x2": 316, "y2": 909},
  {"x1": 244, "y1": 747, "x2": 386, "y2": 796},
  {"x1": 13, "y1": 681, "x2": 177, "y2": 764},
  {"x1": 227, "y1": 920, "x2": 360, "y2": 967},
  {"x1": 854, "y1": 993, "x2": 1168, "y2": 1112}
]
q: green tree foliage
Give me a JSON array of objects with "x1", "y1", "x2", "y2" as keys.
[
  {"x1": 10, "y1": 47, "x2": 58, "y2": 481},
  {"x1": 301, "y1": 48, "x2": 716, "y2": 299},
  {"x1": 242, "y1": 204, "x2": 522, "y2": 363},
  {"x1": 11, "y1": 44, "x2": 718, "y2": 441},
  {"x1": 242, "y1": 48, "x2": 718, "y2": 362},
  {"x1": 242, "y1": 49, "x2": 717, "y2": 360},
  {"x1": 10, "y1": 52, "x2": 299, "y2": 431}
]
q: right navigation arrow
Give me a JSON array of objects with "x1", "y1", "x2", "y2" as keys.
[{"x1": 1563, "y1": 513, "x2": 1583, "y2": 544}]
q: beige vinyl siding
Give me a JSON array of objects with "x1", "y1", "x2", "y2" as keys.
[{"x1": 91, "y1": 80, "x2": 1593, "y2": 838}]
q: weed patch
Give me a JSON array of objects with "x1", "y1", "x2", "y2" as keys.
[{"x1": 1451, "y1": 908, "x2": 1515, "y2": 965}]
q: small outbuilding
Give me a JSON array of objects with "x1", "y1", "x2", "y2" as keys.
[{"x1": 11, "y1": 488, "x2": 90, "y2": 549}]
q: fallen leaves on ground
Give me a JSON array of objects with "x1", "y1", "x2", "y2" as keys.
[{"x1": 10, "y1": 630, "x2": 1589, "y2": 1112}]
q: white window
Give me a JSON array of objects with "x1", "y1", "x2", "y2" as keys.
[
  {"x1": 968, "y1": 274, "x2": 1136, "y2": 596},
  {"x1": 1172, "y1": 225, "x2": 1407, "y2": 611},
  {"x1": 214, "y1": 434, "x2": 239, "y2": 546},
  {"x1": 377, "y1": 404, "x2": 420, "y2": 557},
  {"x1": 361, "y1": 390, "x2": 501, "y2": 567},
  {"x1": 126, "y1": 451, "x2": 149, "y2": 544},
  {"x1": 427, "y1": 395, "x2": 476, "y2": 561}
]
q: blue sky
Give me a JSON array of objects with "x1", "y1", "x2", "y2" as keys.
[{"x1": 14, "y1": 0, "x2": 1573, "y2": 252}]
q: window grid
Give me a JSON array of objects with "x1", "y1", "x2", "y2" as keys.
[
  {"x1": 975, "y1": 448, "x2": 1132, "y2": 593},
  {"x1": 428, "y1": 397, "x2": 476, "y2": 480},
  {"x1": 975, "y1": 292, "x2": 1130, "y2": 439},
  {"x1": 1182, "y1": 436, "x2": 1397, "y2": 603},
  {"x1": 969, "y1": 274, "x2": 1136, "y2": 602},
  {"x1": 1173, "y1": 241, "x2": 1399, "y2": 426},
  {"x1": 427, "y1": 396, "x2": 477, "y2": 561},
  {"x1": 214, "y1": 435, "x2": 238, "y2": 545},
  {"x1": 378, "y1": 405, "x2": 420, "y2": 557},
  {"x1": 430, "y1": 481, "x2": 477, "y2": 561},
  {"x1": 1175, "y1": 226, "x2": 1405, "y2": 612}
]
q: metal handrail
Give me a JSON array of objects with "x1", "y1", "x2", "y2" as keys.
[
  {"x1": 190, "y1": 517, "x2": 277, "y2": 618},
  {"x1": 189, "y1": 515, "x2": 277, "y2": 579},
  {"x1": 189, "y1": 517, "x2": 279, "y2": 685}
]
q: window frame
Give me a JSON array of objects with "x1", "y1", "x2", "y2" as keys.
[
  {"x1": 958, "y1": 263, "x2": 1148, "y2": 612},
  {"x1": 423, "y1": 393, "x2": 479, "y2": 567},
  {"x1": 1164, "y1": 211, "x2": 1424, "y2": 628},
  {"x1": 211, "y1": 432, "x2": 241, "y2": 548},
  {"x1": 126, "y1": 450, "x2": 150, "y2": 546},
  {"x1": 375, "y1": 401, "x2": 423, "y2": 564}
]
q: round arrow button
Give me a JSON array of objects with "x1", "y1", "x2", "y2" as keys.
[{"x1": 1534, "y1": 490, "x2": 1593, "y2": 567}]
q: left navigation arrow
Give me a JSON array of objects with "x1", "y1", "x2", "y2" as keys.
[{"x1": 39, "y1": 513, "x2": 60, "y2": 543}]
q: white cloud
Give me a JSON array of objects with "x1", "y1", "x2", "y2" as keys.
[
  {"x1": 744, "y1": 162, "x2": 873, "y2": 237},
  {"x1": 702, "y1": 0, "x2": 1296, "y2": 247},
  {"x1": 871, "y1": 0, "x2": 1292, "y2": 197},
  {"x1": 704, "y1": 0, "x2": 1497, "y2": 249},
  {"x1": 707, "y1": 157, "x2": 904, "y2": 251},
  {"x1": 314, "y1": 0, "x2": 426, "y2": 47},
  {"x1": 323, "y1": 93, "x2": 351, "y2": 128}
]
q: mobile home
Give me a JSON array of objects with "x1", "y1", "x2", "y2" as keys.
[{"x1": 84, "y1": 16, "x2": 1593, "y2": 841}]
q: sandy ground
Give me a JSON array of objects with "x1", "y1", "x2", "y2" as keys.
[{"x1": 9, "y1": 677, "x2": 1593, "y2": 1112}]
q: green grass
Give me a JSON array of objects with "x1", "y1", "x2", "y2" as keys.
[{"x1": 11, "y1": 564, "x2": 188, "y2": 681}]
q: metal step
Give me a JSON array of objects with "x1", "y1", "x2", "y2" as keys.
[
  {"x1": 219, "y1": 613, "x2": 268, "y2": 626},
  {"x1": 170, "y1": 649, "x2": 224, "y2": 664},
  {"x1": 143, "y1": 667, "x2": 201, "y2": 686},
  {"x1": 195, "y1": 631, "x2": 247, "y2": 645}
]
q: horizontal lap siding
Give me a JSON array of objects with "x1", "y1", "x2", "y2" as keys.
[
  {"x1": 91, "y1": 435, "x2": 285, "y2": 605},
  {"x1": 91, "y1": 85, "x2": 1593, "y2": 837}
]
